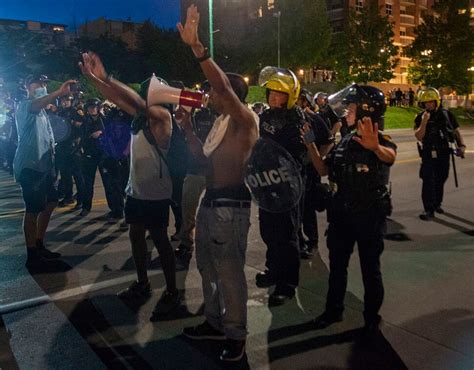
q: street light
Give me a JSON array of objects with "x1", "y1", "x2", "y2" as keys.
[{"x1": 273, "y1": 11, "x2": 281, "y2": 67}]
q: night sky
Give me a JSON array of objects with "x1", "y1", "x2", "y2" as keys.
[{"x1": 0, "y1": 0, "x2": 181, "y2": 30}]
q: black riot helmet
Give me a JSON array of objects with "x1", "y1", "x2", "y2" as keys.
[
  {"x1": 84, "y1": 98, "x2": 102, "y2": 109},
  {"x1": 328, "y1": 84, "x2": 386, "y2": 129},
  {"x1": 298, "y1": 88, "x2": 314, "y2": 109}
]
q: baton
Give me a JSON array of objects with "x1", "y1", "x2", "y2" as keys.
[{"x1": 451, "y1": 150, "x2": 459, "y2": 188}]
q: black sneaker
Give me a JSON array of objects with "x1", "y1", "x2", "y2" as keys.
[
  {"x1": 419, "y1": 211, "x2": 434, "y2": 221},
  {"x1": 107, "y1": 212, "x2": 123, "y2": 223},
  {"x1": 151, "y1": 290, "x2": 181, "y2": 318},
  {"x1": 268, "y1": 286, "x2": 295, "y2": 307},
  {"x1": 299, "y1": 244, "x2": 314, "y2": 259},
  {"x1": 25, "y1": 255, "x2": 69, "y2": 273},
  {"x1": 361, "y1": 316, "x2": 382, "y2": 341},
  {"x1": 435, "y1": 206, "x2": 445, "y2": 214},
  {"x1": 80, "y1": 209, "x2": 90, "y2": 217},
  {"x1": 58, "y1": 198, "x2": 74, "y2": 207},
  {"x1": 175, "y1": 244, "x2": 193, "y2": 257},
  {"x1": 74, "y1": 202, "x2": 83, "y2": 210},
  {"x1": 220, "y1": 339, "x2": 246, "y2": 362},
  {"x1": 170, "y1": 233, "x2": 180, "y2": 242},
  {"x1": 117, "y1": 281, "x2": 152, "y2": 301},
  {"x1": 36, "y1": 240, "x2": 61, "y2": 259},
  {"x1": 313, "y1": 311, "x2": 343, "y2": 329},
  {"x1": 183, "y1": 320, "x2": 225, "y2": 340},
  {"x1": 255, "y1": 270, "x2": 276, "y2": 288},
  {"x1": 38, "y1": 247, "x2": 61, "y2": 260}
]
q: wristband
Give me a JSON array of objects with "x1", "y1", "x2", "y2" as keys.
[{"x1": 195, "y1": 48, "x2": 210, "y2": 62}]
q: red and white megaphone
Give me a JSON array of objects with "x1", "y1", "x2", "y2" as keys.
[{"x1": 147, "y1": 74, "x2": 208, "y2": 109}]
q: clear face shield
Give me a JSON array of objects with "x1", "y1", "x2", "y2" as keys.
[
  {"x1": 328, "y1": 84, "x2": 371, "y2": 126},
  {"x1": 258, "y1": 67, "x2": 298, "y2": 90}
]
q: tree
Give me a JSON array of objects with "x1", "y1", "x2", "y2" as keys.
[
  {"x1": 0, "y1": 28, "x2": 50, "y2": 81},
  {"x1": 331, "y1": 2, "x2": 399, "y2": 84},
  {"x1": 278, "y1": 0, "x2": 332, "y2": 69},
  {"x1": 75, "y1": 35, "x2": 143, "y2": 83},
  {"x1": 245, "y1": 0, "x2": 332, "y2": 71},
  {"x1": 405, "y1": 0, "x2": 473, "y2": 94},
  {"x1": 136, "y1": 21, "x2": 201, "y2": 86}
]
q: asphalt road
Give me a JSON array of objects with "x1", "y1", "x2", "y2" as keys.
[{"x1": 0, "y1": 128, "x2": 473, "y2": 370}]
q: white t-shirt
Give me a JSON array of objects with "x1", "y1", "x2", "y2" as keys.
[{"x1": 125, "y1": 129, "x2": 172, "y2": 200}]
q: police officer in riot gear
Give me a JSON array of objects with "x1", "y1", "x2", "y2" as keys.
[
  {"x1": 314, "y1": 92, "x2": 342, "y2": 137},
  {"x1": 255, "y1": 67, "x2": 307, "y2": 306},
  {"x1": 304, "y1": 84, "x2": 397, "y2": 337},
  {"x1": 296, "y1": 89, "x2": 334, "y2": 259},
  {"x1": 81, "y1": 98, "x2": 104, "y2": 216},
  {"x1": 415, "y1": 87, "x2": 466, "y2": 220},
  {"x1": 56, "y1": 95, "x2": 85, "y2": 208}
]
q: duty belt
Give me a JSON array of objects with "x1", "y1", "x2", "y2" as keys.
[{"x1": 202, "y1": 199, "x2": 251, "y2": 208}]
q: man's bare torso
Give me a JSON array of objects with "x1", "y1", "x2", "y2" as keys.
[{"x1": 207, "y1": 117, "x2": 257, "y2": 189}]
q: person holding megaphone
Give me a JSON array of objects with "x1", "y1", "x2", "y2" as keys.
[
  {"x1": 79, "y1": 52, "x2": 183, "y2": 318},
  {"x1": 176, "y1": 5, "x2": 259, "y2": 362}
]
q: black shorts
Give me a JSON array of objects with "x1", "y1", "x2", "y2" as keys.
[
  {"x1": 124, "y1": 196, "x2": 170, "y2": 229},
  {"x1": 19, "y1": 168, "x2": 58, "y2": 213}
]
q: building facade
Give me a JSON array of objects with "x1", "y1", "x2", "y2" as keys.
[
  {"x1": 0, "y1": 19, "x2": 69, "y2": 48},
  {"x1": 327, "y1": 0, "x2": 435, "y2": 85},
  {"x1": 78, "y1": 18, "x2": 143, "y2": 50}
]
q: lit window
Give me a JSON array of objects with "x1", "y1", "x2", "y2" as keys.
[
  {"x1": 355, "y1": 0, "x2": 363, "y2": 12},
  {"x1": 267, "y1": 0, "x2": 274, "y2": 10},
  {"x1": 386, "y1": 4, "x2": 392, "y2": 16},
  {"x1": 258, "y1": 6, "x2": 263, "y2": 18},
  {"x1": 52, "y1": 26, "x2": 64, "y2": 32}
]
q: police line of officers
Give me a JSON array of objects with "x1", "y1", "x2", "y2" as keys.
[{"x1": 3, "y1": 65, "x2": 465, "y2": 347}]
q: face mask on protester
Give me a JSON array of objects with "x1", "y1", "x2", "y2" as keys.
[{"x1": 34, "y1": 86, "x2": 48, "y2": 99}]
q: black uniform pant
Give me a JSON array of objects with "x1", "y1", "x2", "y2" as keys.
[
  {"x1": 57, "y1": 153, "x2": 84, "y2": 203},
  {"x1": 259, "y1": 205, "x2": 300, "y2": 289},
  {"x1": 100, "y1": 157, "x2": 127, "y2": 216},
  {"x1": 325, "y1": 210, "x2": 385, "y2": 324},
  {"x1": 420, "y1": 155, "x2": 450, "y2": 213},
  {"x1": 299, "y1": 174, "x2": 320, "y2": 248},
  {"x1": 82, "y1": 156, "x2": 125, "y2": 215},
  {"x1": 171, "y1": 174, "x2": 185, "y2": 234}
]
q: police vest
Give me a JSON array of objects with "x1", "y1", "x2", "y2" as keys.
[
  {"x1": 328, "y1": 132, "x2": 390, "y2": 213},
  {"x1": 259, "y1": 107, "x2": 307, "y2": 167}
]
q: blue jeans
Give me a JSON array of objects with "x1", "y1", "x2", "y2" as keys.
[{"x1": 195, "y1": 201, "x2": 251, "y2": 340}]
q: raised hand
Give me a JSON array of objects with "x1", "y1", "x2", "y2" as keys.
[
  {"x1": 352, "y1": 116, "x2": 380, "y2": 152},
  {"x1": 58, "y1": 79, "x2": 78, "y2": 96},
  {"x1": 421, "y1": 111, "x2": 430, "y2": 123},
  {"x1": 177, "y1": 5, "x2": 201, "y2": 47},
  {"x1": 300, "y1": 122, "x2": 315, "y2": 145},
  {"x1": 79, "y1": 52, "x2": 108, "y2": 81}
]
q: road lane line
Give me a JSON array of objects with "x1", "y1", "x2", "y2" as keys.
[{"x1": 0, "y1": 270, "x2": 163, "y2": 315}]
